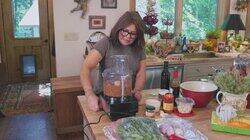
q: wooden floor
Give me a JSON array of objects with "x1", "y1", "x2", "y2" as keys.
[{"x1": 0, "y1": 112, "x2": 84, "y2": 140}]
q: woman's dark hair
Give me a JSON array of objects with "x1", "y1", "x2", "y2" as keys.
[{"x1": 109, "y1": 11, "x2": 146, "y2": 51}]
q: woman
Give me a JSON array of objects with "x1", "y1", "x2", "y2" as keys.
[{"x1": 80, "y1": 11, "x2": 146, "y2": 111}]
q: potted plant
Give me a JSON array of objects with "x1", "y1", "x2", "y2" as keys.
[
  {"x1": 205, "y1": 29, "x2": 222, "y2": 51},
  {"x1": 214, "y1": 69, "x2": 250, "y2": 111}
]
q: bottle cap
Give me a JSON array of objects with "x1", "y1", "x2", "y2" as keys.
[{"x1": 159, "y1": 89, "x2": 169, "y2": 95}]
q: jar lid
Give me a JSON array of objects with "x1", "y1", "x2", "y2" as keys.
[{"x1": 146, "y1": 105, "x2": 155, "y2": 111}]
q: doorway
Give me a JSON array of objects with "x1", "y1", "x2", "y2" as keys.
[{"x1": 0, "y1": 0, "x2": 55, "y2": 83}]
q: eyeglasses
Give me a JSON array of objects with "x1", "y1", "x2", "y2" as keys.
[{"x1": 120, "y1": 29, "x2": 137, "y2": 39}]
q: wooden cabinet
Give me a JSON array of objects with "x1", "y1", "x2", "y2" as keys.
[
  {"x1": 183, "y1": 59, "x2": 234, "y2": 81},
  {"x1": 51, "y1": 76, "x2": 84, "y2": 134}
]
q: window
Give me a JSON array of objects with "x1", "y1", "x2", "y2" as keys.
[
  {"x1": 12, "y1": 0, "x2": 40, "y2": 38},
  {"x1": 182, "y1": 0, "x2": 217, "y2": 40},
  {"x1": 136, "y1": 0, "x2": 218, "y2": 40},
  {"x1": 136, "y1": 0, "x2": 175, "y2": 38}
]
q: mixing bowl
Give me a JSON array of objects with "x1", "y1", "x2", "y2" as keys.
[{"x1": 180, "y1": 81, "x2": 218, "y2": 108}]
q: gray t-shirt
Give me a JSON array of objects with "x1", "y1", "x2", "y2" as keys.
[{"x1": 92, "y1": 37, "x2": 146, "y2": 93}]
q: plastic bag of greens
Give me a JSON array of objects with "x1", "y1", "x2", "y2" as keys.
[{"x1": 103, "y1": 117, "x2": 164, "y2": 140}]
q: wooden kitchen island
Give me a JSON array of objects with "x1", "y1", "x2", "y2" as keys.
[{"x1": 77, "y1": 89, "x2": 250, "y2": 140}]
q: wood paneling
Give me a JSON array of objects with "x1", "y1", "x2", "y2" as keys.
[
  {"x1": 0, "y1": 0, "x2": 5, "y2": 63},
  {"x1": 129, "y1": 0, "x2": 135, "y2": 11},
  {"x1": 2, "y1": 0, "x2": 51, "y2": 82},
  {"x1": 175, "y1": 0, "x2": 183, "y2": 35},
  {"x1": 48, "y1": 0, "x2": 56, "y2": 78},
  {"x1": 51, "y1": 76, "x2": 84, "y2": 134},
  {"x1": 216, "y1": 0, "x2": 230, "y2": 27},
  {"x1": 245, "y1": 2, "x2": 250, "y2": 37},
  {"x1": 0, "y1": 0, "x2": 8, "y2": 85}
]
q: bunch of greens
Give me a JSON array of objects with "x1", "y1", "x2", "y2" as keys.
[
  {"x1": 214, "y1": 69, "x2": 250, "y2": 94},
  {"x1": 117, "y1": 117, "x2": 163, "y2": 140}
]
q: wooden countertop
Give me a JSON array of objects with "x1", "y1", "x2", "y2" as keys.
[
  {"x1": 146, "y1": 52, "x2": 236, "y2": 66},
  {"x1": 77, "y1": 89, "x2": 250, "y2": 140},
  {"x1": 51, "y1": 76, "x2": 83, "y2": 94}
]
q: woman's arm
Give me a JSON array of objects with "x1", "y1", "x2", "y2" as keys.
[
  {"x1": 80, "y1": 49, "x2": 102, "y2": 111},
  {"x1": 134, "y1": 60, "x2": 146, "y2": 101}
]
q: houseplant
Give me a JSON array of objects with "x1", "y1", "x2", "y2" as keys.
[
  {"x1": 205, "y1": 29, "x2": 222, "y2": 51},
  {"x1": 214, "y1": 69, "x2": 250, "y2": 111}
]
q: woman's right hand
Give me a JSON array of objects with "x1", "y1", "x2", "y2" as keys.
[{"x1": 86, "y1": 93, "x2": 99, "y2": 111}]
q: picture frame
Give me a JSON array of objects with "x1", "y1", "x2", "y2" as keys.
[
  {"x1": 89, "y1": 16, "x2": 106, "y2": 29},
  {"x1": 101, "y1": 0, "x2": 117, "y2": 9}
]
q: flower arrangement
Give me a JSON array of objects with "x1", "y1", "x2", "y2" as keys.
[
  {"x1": 203, "y1": 40, "x2": 214, "y2": 51},
  {"x1": 214, "y1": 69, "x2": 250, "y2": 95}
]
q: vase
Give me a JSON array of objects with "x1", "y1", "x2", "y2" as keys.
[{"x1": 216, "y1": 91, "x2": 249, "y2": 111}]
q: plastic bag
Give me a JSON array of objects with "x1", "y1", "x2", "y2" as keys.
[
  {"x1": 157, "y1": 114, "x2": 208, "y2": 140},
  {"x1": 103, "y1": 117, "x2": 164, "y2": 140}
]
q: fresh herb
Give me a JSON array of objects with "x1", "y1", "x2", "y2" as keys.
[
  {"x1": 117, "y1": 117, "x2": 163, "y2": 140},
  {"x1": 214, "y1": 69, "x2": 250, "y2": 94},
  {"x1": 206, "y1": 28, "x2": 222, "y2": 39}
]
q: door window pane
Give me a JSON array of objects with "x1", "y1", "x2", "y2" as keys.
[
  {"x1": 21, "y1": 55, "x2": 36, "y2": 76},
  {"x1": 136, "y1": 0, "x2": 176, "y2": 39},
  {"x1": 12, "y1": 0, "x2": 40, "y2": 38},
  {"x1": 182, "y1": 0, "x2": 217, "y2": 40}
]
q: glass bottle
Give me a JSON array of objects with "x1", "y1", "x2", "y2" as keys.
[
  {"x1": 171, "y1": 67, "x2": 180, "y2": 106},
  {"x1": 161, "y1": 61, "x2": 170, "y2": 90}
]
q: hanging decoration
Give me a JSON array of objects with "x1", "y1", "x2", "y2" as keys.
[
  {"x1": 235, "y1": 0, "x2": 249, "y2": 12},
  {"x1": 160, "y1": 19, "x2": 174, "y2": 39},
  {"x1": 71, "y1": 0, "x2": 89, "y2": 19},
  {"x1": 143, "y1": 0, "x2": 158, "y2": 37}
]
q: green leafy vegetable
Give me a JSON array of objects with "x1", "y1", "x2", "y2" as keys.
[
  {"x1": 117, "y1": 117, "x2": 163, "y2": 140},
  {"x1": 214, "y1": 69, "x2": 250, "y2": 94}
]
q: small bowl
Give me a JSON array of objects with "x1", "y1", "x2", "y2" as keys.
[
  {"x1": 175, "y1": 97, "x2": 195, "y2": 114},
  {"x1": 146, "y1": 98, "x2": 161, "y2": 112}
]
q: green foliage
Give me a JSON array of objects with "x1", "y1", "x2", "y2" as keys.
[
  {"x1": 214, "y1": 69, "x2": 250, "y2": 94},
  {"x1": 206, "y1": 28, "x2": 222, "y2": 39},
  {"x1": 144, "y1": 44, "x2": 155, "y2": 55},
  {"x1": 182, "y1": 0, "x2": 217, "y2": 40}
]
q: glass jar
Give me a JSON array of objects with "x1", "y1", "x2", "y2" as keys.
[
  {"x1": 163, "y1": 92, "x2": 174, "y2": 113},
  {"x1": 145, "y1": 105, "x2": 156, "y2": 117},
  {"x1": 102, "y1": 55, "x2": 132, "y2": 98}
]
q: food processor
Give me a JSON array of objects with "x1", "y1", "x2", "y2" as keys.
[{"x1": 100, "y1": 55, "x2": 138, "y2": 121}]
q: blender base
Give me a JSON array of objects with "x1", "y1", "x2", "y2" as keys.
[{"x1": 99, "y1": 93, "x2": 138, "y2": 121}]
